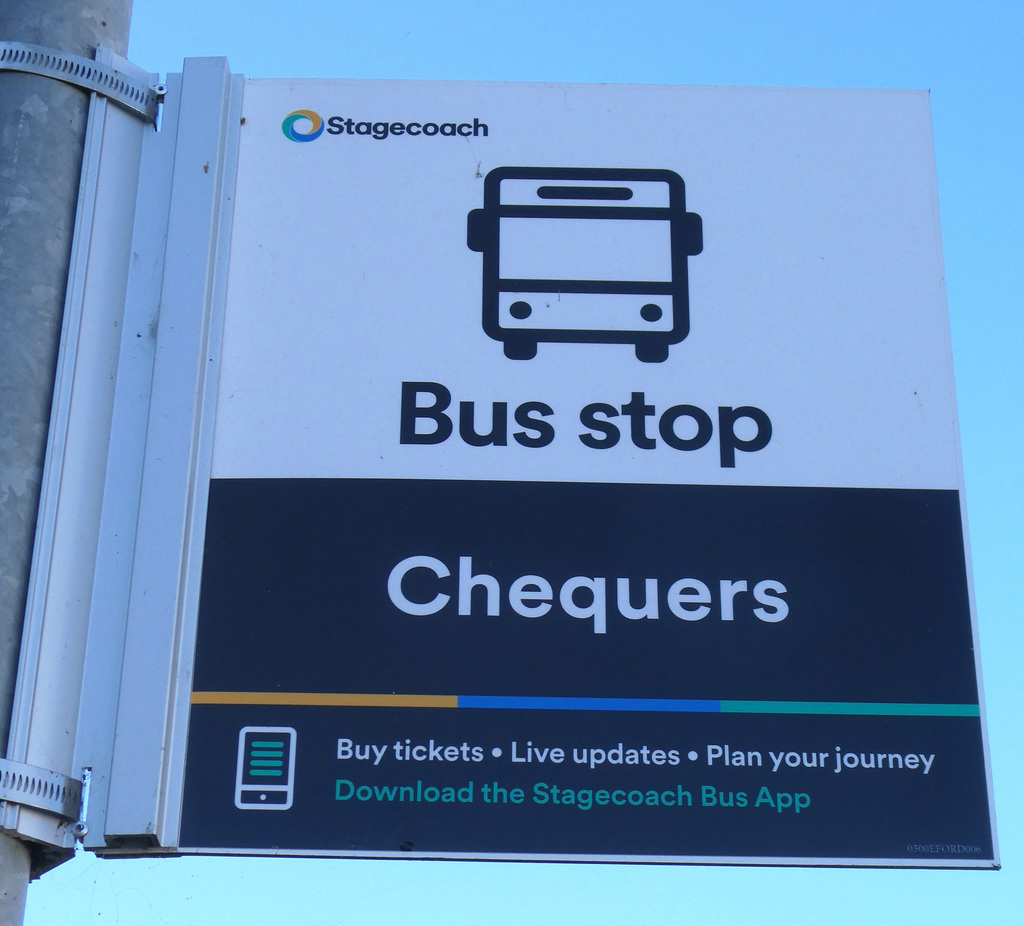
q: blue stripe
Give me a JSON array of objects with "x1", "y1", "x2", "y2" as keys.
[{"x1": 459, "y1": 695, "x2": 721, "y2": 713}]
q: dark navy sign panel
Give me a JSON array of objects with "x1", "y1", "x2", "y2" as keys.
[
  {"x1": 191, "y1": 478, "x2": 975, "y2": 704},
  {"x1": 178, "y1": 478, "x2": 992, "y2": 862}
]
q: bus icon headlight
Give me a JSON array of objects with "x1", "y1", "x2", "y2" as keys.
[{"x1": 467, "y1": 167, "x2": 702, "y2": 363}]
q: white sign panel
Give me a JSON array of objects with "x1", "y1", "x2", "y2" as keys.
[
  {"x1": 173, "y1": 79, "x2": 993, "y2": 866},
  {"x1": 212, "y1": 81, "x2": 959, "y2": 490}
]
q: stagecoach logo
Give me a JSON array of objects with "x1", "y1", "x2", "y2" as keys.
[
  {"x1": 281, "y1": 110, "x2": 324, "y2": 142},
  {"x1": 468, "y1": 167, "x2": 703, "y2": 363},
  {"x1": 281, "y1": 109, "x2": 489, "y2": 141}
]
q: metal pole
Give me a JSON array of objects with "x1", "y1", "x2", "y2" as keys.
[
  {"x1": 0, "y1": 0, "x2": 133, "y2": 912},
  {"x1": 0, "y1": 835, "x2": 30, "y2": 926}
]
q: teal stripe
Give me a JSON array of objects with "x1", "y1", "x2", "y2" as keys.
[
  {"x1": 722, "y1": 701, "x2": 980, "y2": 717},
  {"x1": 249, "y1": 769, "x2": 283, "y2": 776}
]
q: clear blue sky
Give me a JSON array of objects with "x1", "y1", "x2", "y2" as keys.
[{"x1": 26, "y1": 1, "x2": 1022, "y2": 922}]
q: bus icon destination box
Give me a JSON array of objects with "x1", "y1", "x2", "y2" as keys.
[{"x1": 145, "y1": 77, "x2": 996, "y2": 868}]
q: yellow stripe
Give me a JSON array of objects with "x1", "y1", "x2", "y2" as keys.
[{"x1": 190, "y1": 691, "x2": 458, "y2": 708}]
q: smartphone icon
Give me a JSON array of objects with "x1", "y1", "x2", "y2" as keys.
[
  {"x1": 467, "y1": 167, "x2": 703, "y2": 363},
  {"x1": 234, "y1": 726, "x2": 297, "y2": 810}
]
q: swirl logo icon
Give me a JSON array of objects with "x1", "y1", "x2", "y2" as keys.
[{"x1": 282, "y1": 110, "x2": 324, "y2": 143}]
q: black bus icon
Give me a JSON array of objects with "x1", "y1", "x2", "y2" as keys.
[{"x1": 467, "y1": 167, "x2": 702, "y2": 362}]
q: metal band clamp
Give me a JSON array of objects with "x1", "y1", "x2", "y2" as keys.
[
  {"x1": 0, "y1": 757, "x2": 83, "y2": 822},
  {"x1": 0, "y1": 41, "x2": 161, "y2": 123}
]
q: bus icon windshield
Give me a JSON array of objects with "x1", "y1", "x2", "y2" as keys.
[{"x1": 467, "y1": 167, "x2": 703, "y2": 362}]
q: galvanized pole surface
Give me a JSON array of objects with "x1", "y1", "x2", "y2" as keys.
[
  {"x1": 0, "y1": 0, "x2": 133, "y2": 914},
  {"x1": 0, "y1": 834, "x2": 30, "y2": 926}
]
